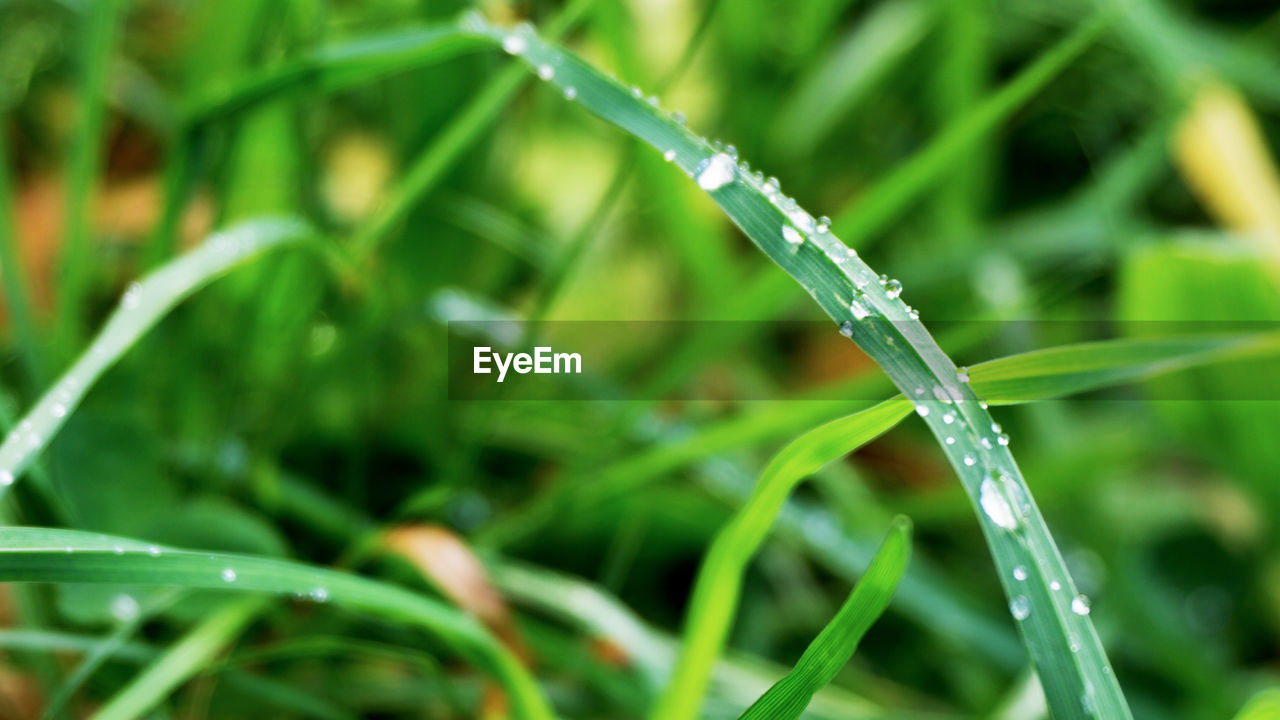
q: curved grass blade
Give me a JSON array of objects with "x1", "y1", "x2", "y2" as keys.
[
  {"x1": 0, "y1": 526, "x2": 555, "y2": 720},
  {"x1": 737, "y1": 517, "x2": 911, "y2": 720},
  {"x1": 0, "y1": 217, "x2": 312, "y2": 498},
  {"x1": 1233, "y1": 689, "x2": 1280, "y2": 720},
  {"x1": 93, "y1": 596, "x2": 267, "y2": 720},
  {"x1": 469, "y1": 16, "x2": 1132, "y2": 720}
]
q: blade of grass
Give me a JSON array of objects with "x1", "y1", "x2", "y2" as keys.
[
  {"x1": 0, "y1": 217, "x2": 312, "y2": 497},
  {"x1": 830, "y1": 11, "x2": 1111, "y2": 248},
  {"x1": 58, "y1": 0, "x2": 124, "y2": 352},
  {"x1": 736, "y1": 517, "x2": 910, "y2": 720},
  {"x1": 0, "y1": 526, "x2": 555, "y2": 720},
  {"x1": 473, "y1": 17, "x2": 1131, "y2": 719}
]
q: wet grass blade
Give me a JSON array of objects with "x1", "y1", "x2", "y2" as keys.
[
  {"x1": 0, "y1": 526, "x2": 554, "y2": 720},
  {"x1": 737, "y1": 518, "x2": 911, "y2": 720},
  {"x1": 472, "y1": 16, "x2": 1131, "y2": 720},
  {"x1": 0, "y1": 217, "x2": 312, "y2": 496}
]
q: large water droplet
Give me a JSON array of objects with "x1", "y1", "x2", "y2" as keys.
[
  {"x1": 782, "y1": 225, "x2": 804, "y2": 250},
  {"x1": 884, "y1": 279, "x2": 902, "y2": 300},
  {"x1": 1013, "y1": 565, "x2": 1028, "y2": 581},
  {"x1": 501, "y1": 34, "x2": 526, "y2": 55},
  {"x1": 696, "y1": 153, "x2": 736, "y2": 191},
  {"x1": 980, "y1": 476, "x2": 1018, "y2": 530},
  {"x1": 1010, "y1": 595, "x2": 1031, "y2": 621},
  {"x1": 915, "y1": 405, "x2": 930, "y2": 417}
]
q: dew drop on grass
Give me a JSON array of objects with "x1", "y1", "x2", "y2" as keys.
[
  {"x1": 884, "y1": 279, "x2": 902, "y2": 299},
  {"x1": 980, "y1": 476, "x2": 1018, "y2": 530},
  {"x1": 221, "y1": 568, "x2": 237, "y2": 582},
  {"x1": 945, "y1": 436, "x2": 956, "y2": 445},
  {"x1": 147, "y1": 546, "x2": 161, "y2": 557},
  {"x1": 564, "y1": 86, "x2": 577, "y2": 100},
  {"x1": 838, "y1": 321, "x2": 854, "y2": 338},
  {"x1": 991, "y1": 422, "x2": 1003, "y2": 433},
  {"x1": 696, "y1": 153, "x2": 736, "y2": 191},
  {"x1": 764, "y1": 177, "x2": 780, "y2": 193},
  {"x1": 981, "y1": 437, "x2": 993, "y2": 449},
  {"x1": 963, "y1": 454, "x2": 977, "y2": 466},
  {"x1": 1014, "y1": 565, "x2": 1028, "y2": 581},
  {"x1": 121, "y1": 282, "x2": 143, "y2": 309},
  {"x1": 536, "y1": 64, "x2": 554, "y2": 80},
  {"x1": 725, "y1": 145, "x2": 738, "y2": 160},
  {"x1": 932, "y1": 386, "x2": 953, "y2": 405},
  {"x1": 0, "y1": 470, "x2": 12, "y2": 486},
  {"x1": 501, "y1": 34, "x2": 526, "y2": 55},
  {"x1": 782, "y1": 225, "x2": 804, "y2": 251},
  {"x1": 672, "y1": 111, "x2": 686, "y2": 125},
  {"x1": 850, "y1": 295, "x2": 870, "y2": 320},
  {"x1": 957, "y1": 366, "x2": 970, "y2": 383},
  {"x1": 631, "y1": 86, "x2": 643, "y2": 98},
  {"x1": 998, "y1": 433, "x2": 1011, "y2": 446},
  {"x1": 915, "y1": 405, "x2": 930, "y2": 417},
  {"x1": 816, "y1": 216, "x2": 831, "y2": 233},
  {"x1": 942, "y1": 411, "x2": 955, "y2": 424},
  {"x1": 113, "y1": 545, "x2": 124, "y2": 554},
  {"x1": 1072, "y1": 594, "x2": 1092, "y2": 615},
  {"x1": 110, "y1": 594, "x2": 140, "y2": 622},
  {"x1": 1010, "y1": 595, "x2": 1031, "y2": 621},
  {"x1": 51, "y1": 404, "x2": 67, "y2": 418},
  {"x1": 310, "y1": 587, "x2": 330, "y2": 603},
  {"x1": 1051, "y1": 580, "x2": 1062, "y2": 591},
  {"x1": 663, "y1": 149, "x2": 676, "y2": 162}
]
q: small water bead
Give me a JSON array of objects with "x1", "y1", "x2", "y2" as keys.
[
  {"x1": 1071, "y1": 594, "x2": 1092, "y2": 616},
  {"x1": 979, "y1": 400, "x2": 989, "y2": 409},
  {"x1": 19, "y1": 420, "x2": 31, "y2": 433},
  {"x1": 501, "y1": 33, "x2": 527, "y2": 55},
  {"x1": 1010, "y1": 595, "x2": 1031, "y2": 621},
  {"x1": 724, "y1": 145, "x2": 738, "y2": 160},
  {"x1": 51, "y1": 404, "x2": 67, "y2": 418},
  {"x1": 663, "y1": 149, "x2": 676, "y2": 162},
  {"x1": 963, "y1": 454, "x2": 977, "y2": 466},
  {"x1": 752, "y1": 170, "x2": 764, "y2": 184},
  {"x1": 309, "y1": 587, "x2": 330, "y2": 603},
  {"x1": 110, "y1": 594, "x2": 140, "y2": 622},
  {"x1": 945, "y1": 436, "x2": 956, "y2": 445},
  {"x1": 0, "y1": 470, "x2": 12, "y2": 486},
  {"x1": 1051, "y1": 580, "x2": 1062, "y2": 591},
  {"x1": 113, "y1": 545, "x2": 124, "y2": 554},
  {"x1": 121, "y1": 282, "x2": 143, "y2": 309},
  {"x1": 631, "y1": 86, "x2": 643, "y2": 98},
  {"x1": 647, "y1": 95, "x2": 660, "y2": 107},
  {"x1": 696, "y1": 153, "x2": 737, "y2": 191},
  {"x1": 147, "y1": 545, "x2": 161, "y2": 557},
  {"x1": 764, "y1": 177, "x2": 780, "y2": 193},
  {"x1": 906, "y1": 306, "x2": 919, "y2": 320},
  {"x1": 990, "y1": 422, "x2": 1002, "y2": 434},
  {"x1": 221, "y1": 568, "x2": 237, "y2": 582},
  {"x1": 1013, "y1": 565, "x2": 1028, "y2": 581},
  {"x1": 957, "y1": 366, "x2": 970, "y2": 383},
  {"x1": 781, "y1": 225, "x2": 805, "y2": 251},
  {"x1": 816, "y1": 216, "x2": 831, "y2": 233},
  {"x1": 849, "y1": 295, "x2": 871, "y2": 320},
  {"x1": 915, "y1": 405, "x2": 930, "y2": 418},
  {"x1": 536, "y1": 64, "x2": 554, "y2": 80},
  {"x1": 980, "y1": 437, "x2": 993, "y2": 449},
  {"x1": 711, "y1": 139, "x2": 723, "y2": 151},
  {"x1": 838, "y1": 321, "x2": 854, "y2": 338},
  {"x1": 997, "y1": 433, "x2": 1010, "y2": 446},
  {"x1": 564, "y1": 86, "x2": 577, "y2": 100},
  {"x1": 980, "y1": 475, "x2": 1018, "y2": 530},
  {"x1": 942, "y1": 411, "x2": 955, "y2": 424},
  {"x1": 914, "y1": 387, "x2": 925, "y2": 396},
  {"x1": 672, "y1": 111, "x2": 686, "y2": 125},
  {"x1": 884, "y1": 279, "x2": 902, "y2": 300}
]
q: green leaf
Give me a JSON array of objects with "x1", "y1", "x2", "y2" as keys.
[
  {"x1": 0, "y1": 526, "x2": 554, "y2": 720},
  {"x1": 736, "y1": 517, "x2": 911, "y2": 720},
  {"x1": 1233, "y1": 689, "x2": 1280, "y2": 720}
]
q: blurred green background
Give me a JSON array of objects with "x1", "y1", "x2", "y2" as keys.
[{"x1": 1, "y1": 0, "x2": 1279, "y2": 717}]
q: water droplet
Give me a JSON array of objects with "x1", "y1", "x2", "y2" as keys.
[
  {"x1": 906, "y1": 306, "x2": 919, "y2": 320},
  {"x1": 963, "y1": 454, "x2": 977, "y2": 466},
  {"x1": 915, "y1": 405, "x2": 930, "y2": 417},
  {"x1": 884, "y1": 279, "x2": 902, "y2": 300},
  {"x1": 663, "y1": 149, "x2": 676, "y2": 162},
  {"x1": 1051, "y1": 580, "x2": 1062, "y2": 591},
  {"x1": 1013, "y1": 565, "x2": 1028, "y2": 581},
  {"x1": 564, "y1": 86, "x2": 577, "y2": 100},
  {"x1": 979, "y1": 400, "x2": 989, "y2": 409},
  {"x1": 631, "y1": 86, "x2": 643, "y2": 98},
  {"x1": 945, "y1": 436, "x2": 956, "y2": 445},
  {"x1": 1010, "y1": 595, "x2": 1031, "y2": 620},
  {"x1": 647, "y1": 95, "x2": 660, "y2": 107},
  {"x1": 110, "y1": 594, "x2": 140, "y2": 622},
  {"x1": 536, "y1": 64, "x2": 554, "y2": 80},
  {"x1": 0, "y1": 470, "x2": 12, "y2": 486},
  {"x1": 672, "y1": 111, "x2": 686, "y2": 125},
  {"x1": 816, "y1": 216, "x2": 831, "y2": 233},
  {"x1": 957, "y1": 366, "x2": 970, "y2": 383},
  {"x1": 1071, "y1": 594, "x2": 1091, "y2": 615},
  {"x1": 121, "y1": 282, "x2": 143, "y2": 309},
  {"x1": 997, "y1": 433, "x2": 1010, "y2": 446},
  {"x1": 309, "y1": 587, "x2": 329, "y2": 603},
  {"x1": 849, "y1": 294, "x2": 870, "y2": 320},
  {"x1": 221, "y1": 568, "x2": 237, "y2": 582},
  {"x1": 980, "y1": 476, "x2": 1018, "y2": 530},
  {"x1": 838, "y1": 321, "x2": 854, "y2": 338},
  {"x1": 696, "y1": 153, "x2": 736, "y2": 191},
  {"x1": 932, "y1": 386, "x2": 953, "y2": 405},
  {"x1": 51, "y1": 404, "x2": 67, "y2": 418},
  {"x1": 147, "y1": 546, "x2": 161, "y2": 557},
  {"x1": 914, "y1": 387, "x2": 925, "y2": 396},
  {"x1": 113, "y1": 545, "x2": 124, "y2": 554},
  {"x1": 990, "y1": 422, "x2": 1002, "y2": 433},
  {"x1": 501, "y1": 34, "x2": 526, "y2": 55},
  {"x1": 980, "y1": 437, "x2": 993, "y2": 449},
  {"x1": 782, "y1": 225, "x2": 804, "y2": 250},
  {"x1": 764, "y1": 177, "x2": 780, "y2": 193},
  {"x1": 942, "y1": 411, "x2": 955, "y2": 424},
  {"x1": 724, "y1": 145, "x2": 738, "y2": 160}
]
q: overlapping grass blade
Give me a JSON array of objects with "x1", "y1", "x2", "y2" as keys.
[
  {"x1": 736, "y1": 517, "x2": 910, "y2": 720},
  {"x1": 0, "y1": 217, "x2": 311, "y2": 497},
  {"x1": 0, "y1": 526, "x2": 554, "y2": 720},
  {"x1": 471, "y1": 16, "x2": 1131, "y2": 720}
]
